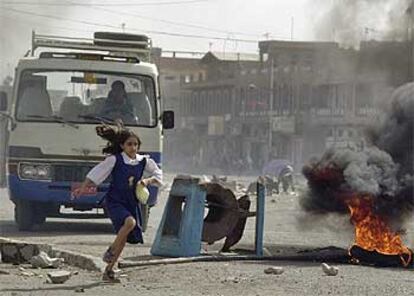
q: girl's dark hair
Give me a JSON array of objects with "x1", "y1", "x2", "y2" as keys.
[{"x1": 96, "y1": 122, "x2": 141, "y2": 155}]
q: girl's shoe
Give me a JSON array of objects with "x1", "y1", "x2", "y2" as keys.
[
  {"x1": 102, "y1": 269, "x2": 120, "y2": 283},
  {"x1": 102, "y1": 247, "x2": 115, "y2": 263}
]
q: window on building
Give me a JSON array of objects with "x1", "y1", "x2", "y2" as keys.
[
  {"x1": 327, "y1": 128, "x2": 334, "y2": 137},
  {"x1": 198, "y1": 72, "x2": 203, "y2": 82},
  {"x1": 312, "y1": 85, "x2": 330, "y2": 109},
  {"x1": 164, "y1": 75, "x2": 176, "y2": 81},
  {"x1": 355, "y1": 84, "x2": 374, "y2": 108},
  {"x1": 184, "y1": 74, "x2": 191, "y2": 84},
  {"x1": 291, "y1": 54, "x2": 299, "y2": 65}
]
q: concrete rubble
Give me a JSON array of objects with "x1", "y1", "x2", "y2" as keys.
[
  {"x1": 264, "y1": 266, "x2": 285, "y2": 275},
  {"x1": 0, "y1": 237, "x2": 104, "y2": 271},
  {"x1": 30, "y1": 251, "x2": 64, "y2": 268},
  {"x1": 321, "y1": 263, "x2": 339, "y2": 276},
  {"x1": 47, "y1": 270, "x2": 72, "y2": 284},
  {"x1": 0, "y1": 238, "x2": 52, "y2": 264}
]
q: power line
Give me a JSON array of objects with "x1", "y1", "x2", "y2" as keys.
[
  {"x1": 0, "y1": 0, "x2": 210, "y2": 6},
  {"x1": 2, "y1": 7, "x2": 259, "y2": 43},
  {"x1": 93, "y1": 6, "x2": 262, "y2": 38},
  {"x1": 0, "y1": 13, "x2": 96, "y2": 35}
]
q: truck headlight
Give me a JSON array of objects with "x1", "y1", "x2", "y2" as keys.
[{"x1": 19, "y1": 163, "x2": 52, "y2": 180}]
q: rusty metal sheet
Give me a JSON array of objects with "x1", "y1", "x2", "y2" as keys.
[{"x1": 201, "y1": 183, "x2": 239, "y2": 244}]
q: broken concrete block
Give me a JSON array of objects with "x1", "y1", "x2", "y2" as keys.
[
  {"x1": 321, "y1": 263, "x2": 339, "y2": 276},
  {"x1": 30, "y1": 251, "x2": 64, "y2": 269},
  {"x1": 0, "y1": 242, "x2": 49, "y2": 264},
  {"x1": 47, "y1": 270, "x2": 72, "y2": 284},
  {"x1": 1, "y1": 244, "x2": 18, "y2": 262},
  {"x1": 20, "y1": 245, "x2": 36, "y2": 262},
  {"x1": 264, "y1": 266, "x2": 284, "y2": 275}
]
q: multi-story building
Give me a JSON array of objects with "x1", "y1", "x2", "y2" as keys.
[
  {"x1": 158, "y1": 38, "x2": 409, "y2": 174},
  {"x1": 152, "y1": 49, "x2": 207, "y2": 170}
]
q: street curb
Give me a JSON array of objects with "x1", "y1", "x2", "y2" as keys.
[{"x1": 0, "y1": 237, "x2": 105, "y2": 272}]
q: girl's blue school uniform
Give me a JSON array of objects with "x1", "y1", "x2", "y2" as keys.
[{"x1": 105, "y1": 153, "x2": 147, "y2": 244}]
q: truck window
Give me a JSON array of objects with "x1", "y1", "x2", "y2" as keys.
[{"x1": 16, "y1": 70, "x2": 157, "y2": 127}]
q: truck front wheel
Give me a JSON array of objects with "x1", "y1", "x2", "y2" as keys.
[{"x1": 14, "y1": 200, "x2": 35, "y2": 231}]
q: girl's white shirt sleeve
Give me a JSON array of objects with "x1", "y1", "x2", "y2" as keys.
[
  {"x1": 144, "y1": 157, "x2": 163, "y2": 187},
  {"x1": 86, "y1": 153, "x2": 163, "y2": 187},
  {"x1": 86, "y1": 156, "x2": 116, "y2": 186}
]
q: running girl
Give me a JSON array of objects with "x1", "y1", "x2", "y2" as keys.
[{"x1": 72, "y1": 124, "x2": 162, "y2": 282}]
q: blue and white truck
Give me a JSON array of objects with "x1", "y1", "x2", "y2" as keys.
[{"x1": 0, "y1": 31, "x2": 173, "y2": 230}]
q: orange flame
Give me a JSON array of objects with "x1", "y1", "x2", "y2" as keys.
[{"x1": 347, "y1": 195, "x2": 412, "y2": 267}]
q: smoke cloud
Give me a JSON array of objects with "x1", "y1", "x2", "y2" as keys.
[
  {"x1": 300, "y1": 83, "x2": 414, "y2": 230},
  {"x1": 309, "y1": 0, "x2": 412, "y2": 47}
]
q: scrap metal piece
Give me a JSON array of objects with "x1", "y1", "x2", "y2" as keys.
[
  {"x1": 221, "y1": 195, "x2": 251, "y2": 252},
  {"x1": 201, "y1": 183, "x2": 239, "y2": 244}
]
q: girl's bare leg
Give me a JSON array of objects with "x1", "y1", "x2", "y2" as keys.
[{"x1": 105, "y1": 216, "x2": 136, "y2": 272}]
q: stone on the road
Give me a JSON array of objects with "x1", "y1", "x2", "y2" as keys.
[
  {"x1": 0, "y1": 269, "x2": 10, "y2": 275},
  {"x1": 264, "y1": 266, "x2": 285, "y2": 275},
  {"x1": 30, "y1": 251, "x2": 64, "y2": 268},
  {"x1": 75, "y1": 287, "x2": 85, "y2": 293},
  {"x1": 321, "y1": 263, "x2": 339, "y2": 276},
  {"x1": 47, "y1": 270, "x2": 72, "y2": 284}
]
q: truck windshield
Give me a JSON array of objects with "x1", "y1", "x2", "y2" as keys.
[{"x1": 16, "y1": 70, "x2": 157, "y2": 127}]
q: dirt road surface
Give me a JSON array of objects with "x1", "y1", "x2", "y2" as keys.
[{"x1": 1, "y1": 174, "x2": 414, "y2": 295}]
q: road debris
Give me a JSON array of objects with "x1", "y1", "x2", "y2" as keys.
[
  {"x1": 47, "y1": 270, "x2": 72, "y2": 284},
  {"x1": 30, "y1": 251, "x2": 64, "y2": 268},
  {"x1": 264, "y1": 266, "x2": 285, "y2": 275},
  {"x1": 19, "y1": 267, "x2": 35, "y2": 277},
  {"x1": 0, "y1": 269, "x2": 10, "y2": 275},
  {"x1": 321, "y1": 263, "x2": 339, "y2": 276},
  {"x1": 75, "y1": 287, "x2": 85, "y2": 293}
]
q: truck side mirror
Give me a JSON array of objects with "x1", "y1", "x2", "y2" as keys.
[
  {"x1": 0, "y1": 91, "x2": 7, "y2": 111},
  {"x1": 162, "y1": 111, "x2": 174, "y2": 129}
]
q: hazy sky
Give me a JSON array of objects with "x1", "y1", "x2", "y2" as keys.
[
  {"x1": 0, "y1": 0, "x2": 410, "y2": 80},
  {"x1": 0, "y1": 0, "x2": 313, "y2": 79}
]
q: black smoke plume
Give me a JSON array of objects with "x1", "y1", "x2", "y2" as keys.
[{"x1": 300, "y1": 83, "x2": 414, "y2": 230}]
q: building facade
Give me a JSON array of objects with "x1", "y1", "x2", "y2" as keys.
[{"x1": 157, "y1": 39, "x2": 410, "y2": 174}]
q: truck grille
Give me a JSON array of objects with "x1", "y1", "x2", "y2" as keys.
[{"x1": 53, "y1": 164, "x2": 97, "y2": 182}]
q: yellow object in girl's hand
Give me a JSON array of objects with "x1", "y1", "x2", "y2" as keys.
[{"x1": 135, "y1": 183, "x2": 150, "y2": 204}]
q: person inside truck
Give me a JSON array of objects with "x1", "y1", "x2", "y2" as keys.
[{"x1": 100, "y1": 80, "x2": 138, "y2": 123}]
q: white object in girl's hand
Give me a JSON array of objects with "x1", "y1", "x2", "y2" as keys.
[{"x1": 135, "y1": 183, "x2": 150, "y2": 204}]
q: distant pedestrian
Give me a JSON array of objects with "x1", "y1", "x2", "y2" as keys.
[
  {"x1": 72, "y1": 124, "x2": 162, "y2": 282},
  {"x1": 278, "y1": 165, "x2": 295, "y2": 193}
]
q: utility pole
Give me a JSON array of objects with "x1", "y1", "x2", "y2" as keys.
[
  {"x1": 411, "y1": 0, "x2": 414, "y2": 80},
  {"x1": 408, "y1": 0, "x2": 414, "y2": 81},
  {"x1": 268, "y1": 56, "x2": 274, "y2": 157}
]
